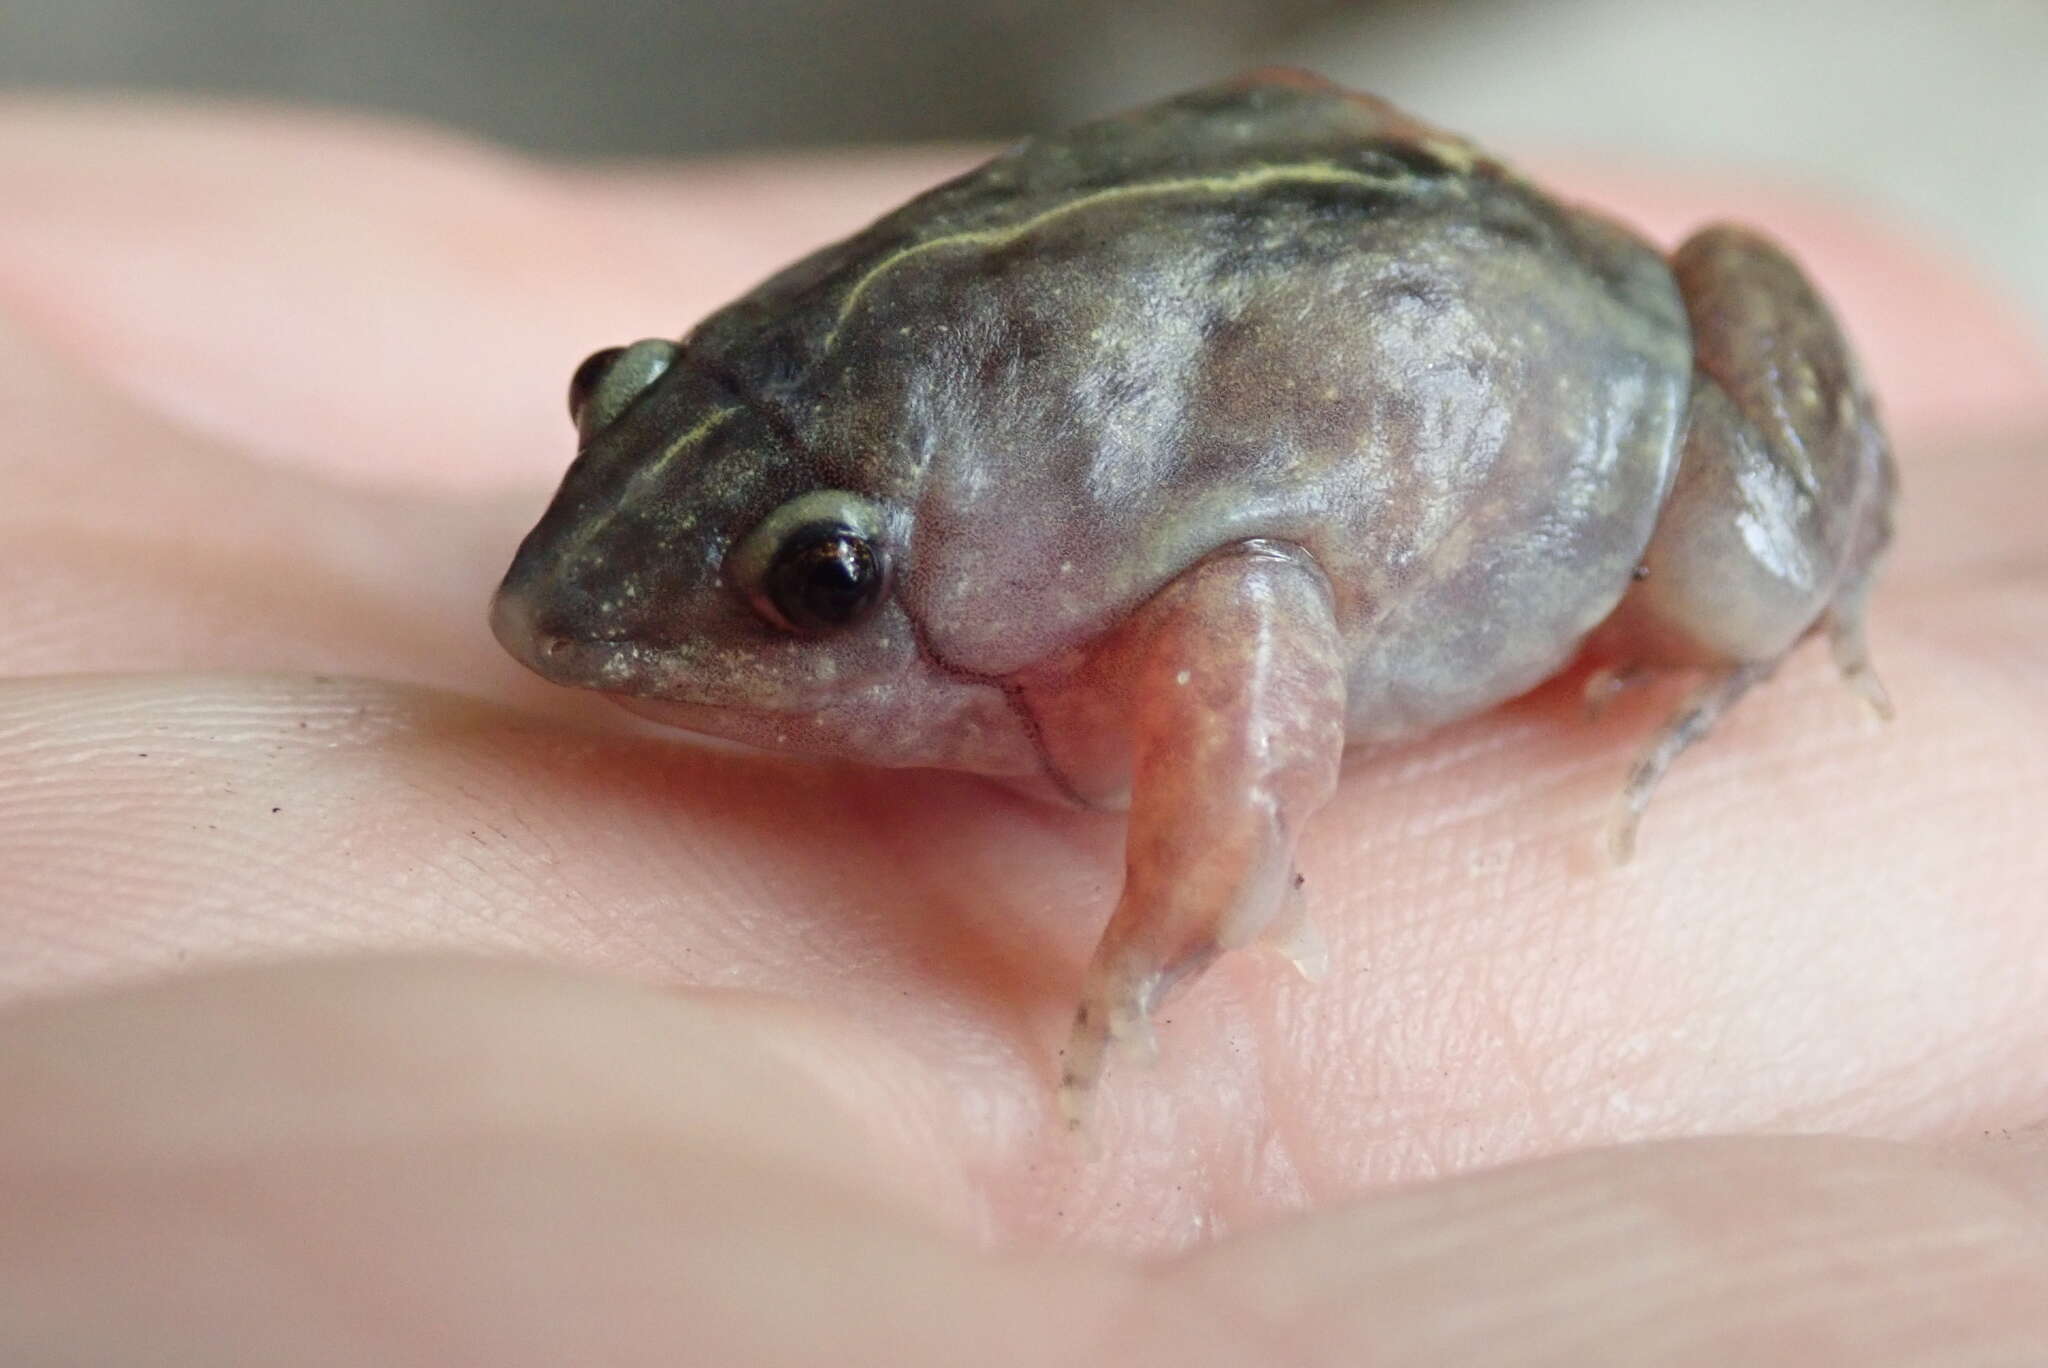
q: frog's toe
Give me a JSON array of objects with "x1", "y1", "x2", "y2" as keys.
[
  {"x1": 1608, "y1": 662, "x2": 1768, "y2": 864},
  {"x1": 1581, "y1": 663, "x2": 1651, "y2": 721},
  {"x1": 1107, "y1": 992, "x2": 1161, "y2": 1066},
  {"x1": 1262, "y1": 871, "x2": 1328, "y2": 982},
  {"x1": 1835, "y1": 651, "x2": 1896, "y2": 722},
  {"x1": 1827, "y1": 576, "x2": 1895, "y2": 722},
  {"x1": 1057, "y1": 985, "x2": 1159, "y2": 1134},
  {"x1": 1057, "y1": 1004, "x2": 1109, "y2": 1134}
]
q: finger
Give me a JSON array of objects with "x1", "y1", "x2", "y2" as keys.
[
  {"x1": 4, "y1": 666, "x2": 2044, "y2": 1224},
  {"x1": 0, "y1": 672, "x2": 1107, "y2": 1053},
  {"x1": 5, "y1": 102, "x2": 2047, "y2": 1221},
  {"x1": 1175, "y1": 1128, "x2": 2048, "y2": 1365},
  {"x1": 1, "y1": 957, "x2": 2043, "y2": 1365},
  {"x1": 0, "y1": 958, "x2": 1072, "y2": 1366}
]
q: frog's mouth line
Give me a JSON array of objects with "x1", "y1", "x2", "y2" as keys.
[{"x1": 496, "y1": 579, "x2": 1094, "y2": 803}]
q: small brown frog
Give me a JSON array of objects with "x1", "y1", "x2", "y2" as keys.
[{"x1": 492, "y1": 70, "x2": 1895, "y2": 1125}]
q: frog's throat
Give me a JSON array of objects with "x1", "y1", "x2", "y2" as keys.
[{"x1": 898, "y1": 605, "x2": 1093, "y2": 809}]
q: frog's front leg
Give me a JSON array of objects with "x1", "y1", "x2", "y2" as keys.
[
  {"x1": 1596, "y1": 225, "x2": 1897, "y2": 857},
  {"x1": 1045, "y1": 540, "x2": 1347, "y2": 1130}
]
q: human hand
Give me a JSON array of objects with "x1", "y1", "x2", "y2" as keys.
[{"x1": 2, "y1": 99, "x2": 2044, "y2": 1362}]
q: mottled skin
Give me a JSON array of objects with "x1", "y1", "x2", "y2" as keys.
[{"x1": 492, "y1": 72, "x2": 1895, "y2": 1123}]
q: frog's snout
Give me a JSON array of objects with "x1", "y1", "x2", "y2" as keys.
[
  {"x1": 489, "y1": 561, "x2": 626, "y2": 689},
  {"x1": 489, "y1": 576, "x2": 573, "y2": 682},
  {"x1": 491, "y1": 488, "x2": 681, "y2": 689}
]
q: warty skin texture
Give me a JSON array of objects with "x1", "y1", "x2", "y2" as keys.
[{"x1": 492, "y1": 70, "x2": 1896, "y2": 1118}]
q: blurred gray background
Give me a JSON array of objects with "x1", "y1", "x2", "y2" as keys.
[{"x1": 4, "y1": 0, "x2": 2047, "y2": 322}]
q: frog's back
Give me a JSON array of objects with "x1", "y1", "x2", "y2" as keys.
[
  {"x1": 693, "y1": 73, "x2": 1695, "y2": 741},
  {"x1": 691, "y1": 71, "x2": 1666, "y2": 391}
]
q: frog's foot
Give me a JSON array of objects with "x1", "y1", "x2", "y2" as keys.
[
  {"x1": 1058, "y1": 877, "x2": 1325, "y2": 1130},
  {"x1": 1592, "y1": 225, "x2": 1896, "y2": 861},
  {"x1": 1609, "y1": 662, "x2": 1767, "y2": 863},
  {"x1": 1054, "y1": 540, "x2": 1346, "y2": 1134}
]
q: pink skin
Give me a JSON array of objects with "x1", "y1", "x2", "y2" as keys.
[{"x1": 2, "y1": 99, "x2": 2048, "y2": 1361}]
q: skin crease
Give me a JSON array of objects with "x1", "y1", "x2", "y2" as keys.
[{"x1": 1, "y1": 97, "x2": 2047, "y2": 1362}]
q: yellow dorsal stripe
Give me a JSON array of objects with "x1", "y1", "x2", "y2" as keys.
[
  {"x1": 825, "y1": 162, "x2": 1406, "y2": 346},
  {"x1": 623, "y1": 404, "x2": 742, "y2": 497}
]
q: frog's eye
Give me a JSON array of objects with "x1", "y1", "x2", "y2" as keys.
[
  {"x1": 730, "y1": 490, "x2": 893, "y2": 634},
  {"x1": 568, "y1": 338, "x2": 679, "y2": 437},
  {"x1": 763, "y1": 525, "x2": 886, "y2": 632}
]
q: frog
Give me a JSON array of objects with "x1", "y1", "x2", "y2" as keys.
[{"x1": 491, "y1": 69, "x2": 1896, "y2": 1127}]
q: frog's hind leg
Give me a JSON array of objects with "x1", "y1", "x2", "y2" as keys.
[
  {"x1": 1595, "y1": 224, "x2": 1897, "y2": 859},
  {"x1": 1055, "y1": 540, "x2": 1346, "y2": 1131}
]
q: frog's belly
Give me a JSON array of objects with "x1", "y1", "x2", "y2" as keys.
[{"x1": 1336, "y1": 596, "x2": 1605, "y2": 745}]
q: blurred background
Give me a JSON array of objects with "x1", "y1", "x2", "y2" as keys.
[{"x1": 3, "y1": 0, "x2": 2046, "y2": 323}]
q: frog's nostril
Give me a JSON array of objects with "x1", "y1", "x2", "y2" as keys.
[{"x1": 490, "y1": 577, "x2": 611, "y2": 683}]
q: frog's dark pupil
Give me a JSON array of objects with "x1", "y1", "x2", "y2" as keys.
[
  {"x1": 766, "y1": 524, "x2": 884, "y2": 631},
  {"x1": 567, "y1": 347, "x2": 625, "y2": 424}
]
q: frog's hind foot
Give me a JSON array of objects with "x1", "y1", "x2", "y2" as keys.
[{"x1": 1608, "y1": 663, "x2": 1766, "y2": 863}]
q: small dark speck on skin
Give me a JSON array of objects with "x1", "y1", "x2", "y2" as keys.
[
  {"x1": 137, "y1": 753, "x2": 147, "y2": 758},
  {"x1": 1293, "y1": 872, "x2": 1305, "y2": 889},
  {"x1": 1633, "y1": 563, "x2": 1652, "y2": 580},
  {"x1": 271, "y1": 807, "x2": 282, "y2": 814}
]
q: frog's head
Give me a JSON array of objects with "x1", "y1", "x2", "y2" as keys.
[{"x1": 491, "y1": 339, "x2": 1033, "y2": 774}]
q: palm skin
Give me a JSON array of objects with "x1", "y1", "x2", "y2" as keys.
[{"x1": 1, "y1": 99, "x2": 2045, "y2": 1363}]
